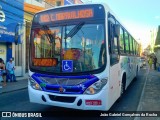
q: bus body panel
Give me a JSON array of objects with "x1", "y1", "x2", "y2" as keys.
[
  {"x1": 108, "y1": 63, "x2": 121, "y2": 107},
  {"x1": 119, "y1": 56, "x2": 139, "y2": 90}
]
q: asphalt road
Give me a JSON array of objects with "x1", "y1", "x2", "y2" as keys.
[{"x1": 0, "y1": 67, "x2": 147, "y2": 120}]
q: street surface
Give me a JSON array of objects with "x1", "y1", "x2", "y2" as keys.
[{"x1": 0, "y1": 67, "x2": 148, "y2": 120}]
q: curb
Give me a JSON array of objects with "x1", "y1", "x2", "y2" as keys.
[
  {"x1": 0, "y1": 78, "x2": 28, "y2": 94},
  {"x1": 134, "y1": 68, "x2": 149, "y2": 120},
  {"x1": 0, "y1": 87, "x2": 27, "y2": 94}
]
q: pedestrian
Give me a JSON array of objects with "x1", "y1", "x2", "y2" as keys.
[
  {"x1": 6, "y1": 58, "x2": 17, "y2": 82},
  {"x1": 153, "y1": 56, "x2": 157, "y2": 70},
  {"x1": 148, "y1": 57, "x2": 153, "y2": 70},
  {"x1": 12, "y1": 57, "x2": 15, "y2": 65},
  {"x1": 0, "y1": 69, "x2": 3, "y2": 88},
  {"x1": 0, "y1": 58, "x2": 5, "y2": 88},
  {"x1": 2, "y1": 59, "x2": 7, "y2": 86}
]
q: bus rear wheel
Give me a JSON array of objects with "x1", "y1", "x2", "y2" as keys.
[
  {"x1": 120, "y1": 82, "x2": 124, "y2": 95},
  {"x1": 120, "y1": 76, "x2": 126, "y2": 96},
  {"x1": 117, "y1": 76, "x2": 126, "y2": 102}
]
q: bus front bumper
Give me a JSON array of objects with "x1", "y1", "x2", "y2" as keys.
[{"x1": 28, "y1": 85, "x2": 109, "y2": 111}]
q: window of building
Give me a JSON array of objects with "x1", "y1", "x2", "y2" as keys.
[
  {"x1": 56, "y1": 1, "x2": 61, "y2": 6},
  {"x1": 15, "y1": 44, "x2": 22, "y2": 66},
  {"x1": 35, "y1": 0, "x2": 43, "y2": 3}
]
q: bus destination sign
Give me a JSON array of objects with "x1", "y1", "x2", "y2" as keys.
[
  {"x1": 33, "y1": 58, "x2": 58, "y2": 67},
  {"x1": 39, "y1": 9, "x2": 94, "y2": 23}
]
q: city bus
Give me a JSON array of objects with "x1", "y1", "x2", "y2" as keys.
[{"x1": 28, "y1": 3, "x2": 140, "y2": 111}]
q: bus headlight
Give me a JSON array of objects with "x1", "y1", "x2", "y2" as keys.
[
  {"x1": 84, "y1": 78, "x2": 108, "y2": 95},
  {"x1": 29, "y1": 77, "x2": 42, "y2": 90}
]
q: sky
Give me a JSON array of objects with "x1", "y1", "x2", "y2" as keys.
[{"x1": 82, "y1": 0, "x2": 160, "y2": 49}]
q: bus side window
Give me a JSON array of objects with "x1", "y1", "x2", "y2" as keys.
[
  {"x1": 124, "y1": 31, "x2": 130, "y2": 54},
  {"x1": 108, "y1": 21, "x2": 119, "y2": 66},
  {"x1": 119, "y1": 27, "x2": 125, "y2": 54}
]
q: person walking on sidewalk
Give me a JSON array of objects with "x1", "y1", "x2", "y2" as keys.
[
  {"x1": 0, "y1": 58, "x2": 5, "y2": 88},
  {"x1": 153, "y1": 56, "x2": 157, "y2": 70},
  {"x1": 0, "y1": 69, "x2": 3, "y2": 88},
  {"x1": 148, "y1": 57, "x2": 153, "y2": 70},
  {"x1": 1, "y1": 59, "x2": 7, "y2": 86},
  {"x1": 6, "y1": 58, "x2": 17, "y2": 82}
]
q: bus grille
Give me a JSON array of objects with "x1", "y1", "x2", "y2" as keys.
[
  {"x1": 48, "y1": 95, "x2": 76, "y2": 103},
  {"x1": 46, "y1": 87, "x2": 81, "y2": 93},
  {"x1": 39, "y1": 77, "x2": 88, "y2": 85}
]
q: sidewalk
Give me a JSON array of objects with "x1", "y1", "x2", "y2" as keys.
[
  {"x1": 135, "y1": 67, "x2": 160, "y2": 120},
  {"x1": 0, "y1": 74, "x2": 28, "y2": 94}
]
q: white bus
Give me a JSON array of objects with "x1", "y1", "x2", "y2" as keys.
[{"x1": 28, "y1": 3, "x2": 140, "y2": 111}]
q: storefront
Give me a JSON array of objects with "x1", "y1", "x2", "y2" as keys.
[{"x1": 0, "y1": 0, "x2": 24, "y2": 76}]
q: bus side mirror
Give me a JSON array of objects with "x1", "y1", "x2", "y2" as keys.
[{"x1": 114, "y1": 25, "x2": 120, "y2": 37}]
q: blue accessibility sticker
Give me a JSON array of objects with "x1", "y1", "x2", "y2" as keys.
[{"x1": 62, "y1": 60, "x2": 73, "y2": 72}]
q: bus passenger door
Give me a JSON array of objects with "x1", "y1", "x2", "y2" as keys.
[{"x1": 108, "y1": 18, "x2": 121, "y2": 105}]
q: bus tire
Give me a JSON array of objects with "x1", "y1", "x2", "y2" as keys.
[
  {"x1": 117, "y1": 74, "x2": 126, "y2": 102},
  {"x1": 120, "y1": 74, "x2": 126, "y2": 96}
]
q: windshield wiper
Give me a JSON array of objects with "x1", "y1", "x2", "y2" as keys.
[
  {"x1": 41, "y1": 25, "x2": 56, "y2": 43},
  {"x1": 65, "y1": 22, "x2": 85, "y2": 39}
]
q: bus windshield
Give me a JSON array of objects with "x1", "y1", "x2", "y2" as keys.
[{"x1": 30, "y1": 21, "x2": 106, "y2": 74}]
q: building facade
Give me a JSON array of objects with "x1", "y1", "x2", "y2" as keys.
[
  {"x1": 0, "y1": 0, "x2": 25, "y2": 76},
  {"x1": 154, "y1": 26, "x2": 160, "y2": 64}
]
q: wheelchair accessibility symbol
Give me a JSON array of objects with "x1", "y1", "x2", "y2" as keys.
[{"x1": 62, "y1": 60, "x2": 73, "y2": 72}]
